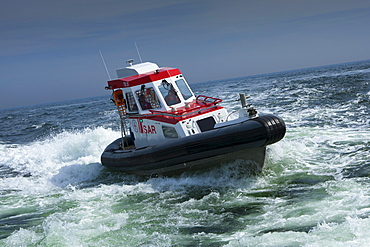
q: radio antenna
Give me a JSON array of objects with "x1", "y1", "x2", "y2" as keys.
[
  {"x1": 135, "y1": 42, "x2": 143, "y2": 63},
  {"x1": 99, "y1": 50, "x2": 112, "y2": 80}
]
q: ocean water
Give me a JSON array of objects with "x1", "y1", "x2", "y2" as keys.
[{"x1": 0, "y1": 60, "x2": 369, "y2": 246}]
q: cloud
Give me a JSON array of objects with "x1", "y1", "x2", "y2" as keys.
[
  {"x1": 0, "y1": 0, "x2": 205, "y2": 56},
  {"x1": 0, "y1": 0, "x2": 188, "y2": 22}
]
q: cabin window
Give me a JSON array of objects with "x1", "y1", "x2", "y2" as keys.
[
  {"x1": 162, "y1": 126, "x2": 178, "y2": 138},
  {"x1": 135, "y1": 86, "x2": 161, "y2": 110},
  {"x1": 126, "y1": 92, "x2": 138, "y2": 112},
  {"x1": 159, "y1": 80, "x2": 181, "y2": 106},
  {"x1": 175, "y1": 79, "x2": 193, "y2": 100}
]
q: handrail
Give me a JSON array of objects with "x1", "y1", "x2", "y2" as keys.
[
  {"x1": 196, "y1": 95, "x2": 223, "y2": 105},
  {"x1": 148, "y1": 104, "x2": 218, "y2": 118}
]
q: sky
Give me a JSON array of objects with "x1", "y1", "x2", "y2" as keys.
[{"x1": 1, "y1": 0, "x2": 370, "y2": 109}]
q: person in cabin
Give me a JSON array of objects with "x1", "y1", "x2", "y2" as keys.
[
  {"x1": 138, "y1": 85, "x2": 153, "y2": 110},
  {"x1": 165, "y1": 87, "x2": 181, "y2": 106}
]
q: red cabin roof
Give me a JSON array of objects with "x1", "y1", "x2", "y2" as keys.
[{"x1": 108, "y1": 67, "x2": 181, "y2": 89}]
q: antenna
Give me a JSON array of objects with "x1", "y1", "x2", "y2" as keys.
[
  {"x1": 135, "y1": 42, "x2": 143, "y2": 63},
  {"x1": 99, "y1": 50, "x2": 112, "y2": 80}
]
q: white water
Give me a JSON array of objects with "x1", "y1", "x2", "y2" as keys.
[{"x1": 0, "y1": 126, "x2": 369, "y2": 246}]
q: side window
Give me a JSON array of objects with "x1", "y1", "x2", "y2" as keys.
[
  {"x1": 135, "y1": 85, "x2": 161, "y2": 110},
  {"x1": 125, "y1": 92, "x2": 138, "y2": 112},
  {"x1": 175, "y1": 79, "x2": 193, "y2": 100},
  {"x1": 162, "y1": 126, "x2": 178, "y2": 138},
  {"x1": 159, "y1": 80, "x2": 181, "y2": 106}
]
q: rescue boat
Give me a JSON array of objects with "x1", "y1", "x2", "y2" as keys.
[{"x1": 101, "y1": 60, "x2": 286, "y2": 176}]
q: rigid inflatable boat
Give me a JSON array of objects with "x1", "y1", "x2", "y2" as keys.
[{"x1": 101, "y1": 60, "x2": 286, "y2": 176}]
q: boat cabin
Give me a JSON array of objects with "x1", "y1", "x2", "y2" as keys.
[
  {"x1": 106, "y1": 61, "x2": 228, "y2": 149},
  {"x1": 108, "y1": 62, "x2": 195, "y2": 114}
]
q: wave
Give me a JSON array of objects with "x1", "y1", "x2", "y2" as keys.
[{"x1": 0, "y1": 127, "x2": 119, "y2": 192}]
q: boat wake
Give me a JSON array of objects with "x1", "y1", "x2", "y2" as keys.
[{"x1": 0, "y1": 128, "x2": 118, "y2": 192}]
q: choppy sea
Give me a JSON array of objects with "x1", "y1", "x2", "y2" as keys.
[{"x1": 0, "y1": 60, "x2": 369, "y2": 246}]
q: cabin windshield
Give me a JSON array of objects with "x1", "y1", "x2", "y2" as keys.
[
  {"x1": 159, "y1": 80, "x2": 181, "y2": 106},
  {"x1": 175, "y1": 79, "x2": 193, "y2": 100}
]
